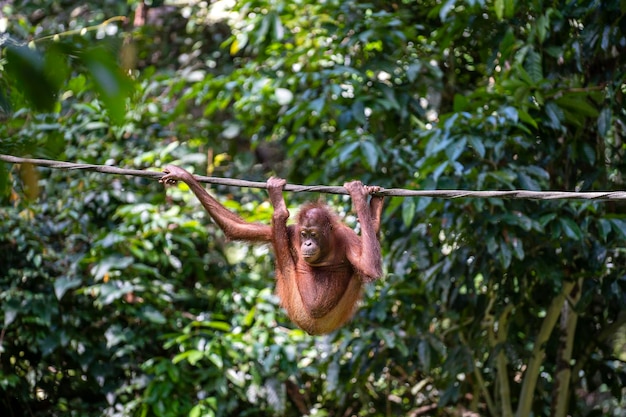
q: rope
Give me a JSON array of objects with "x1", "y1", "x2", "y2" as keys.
[{"x1": 2, "y1": 154, "x2": 626, "y2": 200}]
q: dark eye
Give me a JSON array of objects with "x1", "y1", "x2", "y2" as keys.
[
  {"x1": 310, "y1": 232, "x2": 317, "y2": 238},
  {"x1": 300, "y1": 231, "x2": 307, "y2": 237}
]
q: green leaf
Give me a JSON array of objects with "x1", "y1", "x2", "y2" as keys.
[
  {"x1": 206, "y1": 321, "x2": 231, "y2": 332},
  {"x1": 98, "y1": 282, "x2": 134, "y2": 305},
  {"x1": 597, "y1": 108, "x2": 612, "y2": 138},
  {"x1": 468, "y1": 136, "x2": 485, "y2": 158},
  {"x1": 40, "y1": 333, "x2": 60, "y2": 356},
  {"x1": 489, "y1": 170, "x2": 516, "y2": 188},
  {"x1": 486, "y1": 236, "x2": 499, "y2": 254},
  {"x1": 402, "y1": 198, "x2": 417, "y2": 227},
  {"x1": 360, "y1": 140, "x2": 379, "y2": 170},
  {"x1": 272, "y1": 13, "x2": 285, "y2": 40},
  {"x1": 3, "y1": 300, "x2": 20, "y2": 327},
  {"x1": 92, "y1": 256, "x2": 134, "y2": 280},
  {"x1": 499, "y1": 106, "x2": 519, "y2": 123},
  {"x1": 275, "y1": 88, "x2": 293, "y2": 105},
  {"x1": 433, "y1": 161, "x2": 449, "y2": 181},
  {"x1": 518, "y1": 172, "x2": 540, "y2": 191},
  {"x1": 407, "y1": 62, "x2": 421, "y2": 83},
  {"x1": 439, "y1": 0, "x2": 456, "y2": 21},
  {"x1": 499, "y1": 240, "x2": 512, "y2": 268},
  {"x1": 539, "y1": 213, "x2": 558, "y2": 227},
  {"x1": 256, "y1": 14, "x2": 271, "y2": 43},
  {"x1": 446, "y1": 137, "x2": 467, "y2": 162},
  {"x1": 189, "y1": 405, "x2": 202, "y2": 417},
  {"x1": 582, "y1": 143, "x2": 596, "y2": 164},
  {"x1": 525, "y1": 165, "x2": 550, "y2": 181},
  {"x1": 518, "y1": 108, "x2": 538, "y2": 128},
  {"x1": 501, "y1": 212, "x2": 534, "y2": 231},
  {"x1": 352, "y1": 100, "x2": 366, "y2": 124},
  {"x1": 493, "y1": 0, "x2": 515, "y2": 20},
  {"x1": 555, "y1": 95, "x2": 599, "y2": 118},
  {"x1": 610, "y1": 219, "x2": 626, "y2": 240},
  {"x1": 0, "y1": 163, "x2": 8, "y2": 199},
  {"x1": 380, "y1": 85, "x2": 400, "y2": 110},
  {"x1": 308, "y1": 97, "x2": 325, "y2": 114},
  {"x1": 173, "y1": 350, "x2": 204, "y2": 366},
  {"x1": 504, "y1": 0, "x2": 516, "y2": 18},
  {"x1": 226, "y1": 368, "x2": 246, "y2": 387},
  {"x1": 545, "y1": 102, "x2": 564, "y2": 129},
  {"x1": 439, "y1": 382, "x2": 460, "y2": 406},
  {"x1": 376, "y1": 328, "x2": 397, "y2": 349},
  {"x1": 5, "y1": 45, "x2": 61, "y2": 112},
  {"x1": 597, "y1": 219, "x2": 612, "y2": 241},
  {"x1": 53, "y1": 276, "x2": 82, "y2": 300},
  {"x1": 140, "y1": 307, "x2": 167, "y2": 324},
  {"x1": 338, "y1": 141, "x2": 359, "y2": 163},
  {"x1": 81, "y1": 47, "x2": 134, "y2": 125},
  {"x1": 208, "y1": 352, "x2": 224, "y2": 369},
  {"x1": 525, "y1": 49, "x2": 543, "y2": 83},
  {"x1": 536, "y1": 14, "x2": 548, "y2": 44},
  {"x1": 243, "y1": 306, "x2": 257, "y2": 327},
  {"x1": 559, "y1": 218, "x2": 583, "y2": 240},
  {"x1": 494, "y1": 0, "x2": 504, "y2": 20},
  {"x1": 453, "y1": 94, "x2": 470, "y2": 112},
  {"x1": 416, "y1": 197, "x2": 432, "y2": 213}
]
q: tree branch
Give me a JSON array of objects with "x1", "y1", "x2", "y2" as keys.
[
  {"x1": 515, "y1": 281, "x2": 576, "y2": 417},
  {"x1": 496, "y1": 304, "x2": 515, "y2": 417},
  {"x1": 552, "y1": 278, "x2": 583, "y2": 417}
]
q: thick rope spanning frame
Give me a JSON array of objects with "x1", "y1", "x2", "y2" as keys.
[{"x1": 2, "y1": 154, "x2": 626, "y2": 201}]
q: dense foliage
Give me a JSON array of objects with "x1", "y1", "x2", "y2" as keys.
[{"x1": 1, "y1": 0, "x2": 625, "y2": 416}]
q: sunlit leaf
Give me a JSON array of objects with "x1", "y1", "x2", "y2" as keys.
[
  {"x1": 494, "y1": 0, "x2": 504, "y2": 19},
  {"x1": 206, "y1": 321, "x2": 231, "y2": 332},
  {"x1": 440, "y1": 0, "x2": 456, "y2": 21},
  {"x1": 275, "y1": 88, "x2": 293, "y2": 105},
  {"x1": 504, "y1": 0, "x2": 516, "y2": 19},
  {"x1": 272, "y1": 13, "x2": 285, "y2": 40}
]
